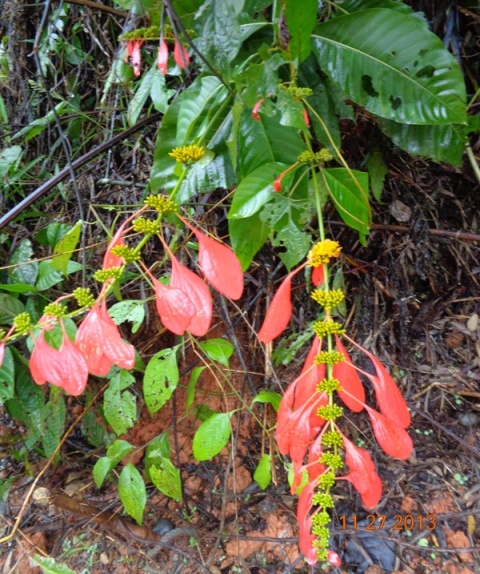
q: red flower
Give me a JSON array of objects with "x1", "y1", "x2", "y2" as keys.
[
  {"x1": 366, "y1": 405, "x2": 413, "y2": 460},
  {"x1": 311, "y1": 265, "x2": 324, "y2": 286},
  {"x1": 173, "y1": 41, "x2": 190, "y2": 69},
  {"x1": 273, "y1": 173, "x2": 284, "y2": 192},
  {"x1": 76, "y1": 299, "x2": 135, "y2": 376},
  {"x1": 180, "y1": 218, "x2": 244, "y2": 300},
  {"x1": 30, "y1": 323, "x2": 88, "y2": 396},
  {"x1": 296, "y1": 480, "x2": 318, "y2": 565},
  {"x1": 157, "y1": 39, "x2": 169, "y2": 74},
  {"x1": 303, "y1": 107, "x2": 310, "y2": 127},
  {"x1": 342, "y1": 435, "x2": 383, "y2": 508},
  {"x1": 125, "y1": 40, "x2": 144, "y2": 77},
  {"x1": 258, "y1": 264, "x2": 307, "y2": 343},
  {"x1": 328, "y1": 550, "x2": 341, "y2": 567},
  {"x1": 252, "y1": 97, "x2": 265, "y2": 121},
  {"x1": 333, "y1": 335, "x2": 365, "y2": 412}
]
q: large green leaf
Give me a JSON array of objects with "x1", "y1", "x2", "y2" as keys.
[
  {"x1": 378, "y1": 118, "x2": 469, "y2": 166},
  {"x1": 8, "y1": 239, "x2": 38, "y2": 285},
  {"x1": 237, "y1": 109, "x2": 306, "y2": 178},
  {"x1": 320, "y1": 168, "x2": 370, "y2": 236},
  {"x1": 285, "y1": 0, "x2": 317, "y2": 64},
  {"x1": 229, "y1": 162, "x2": 287, "y2": 219},
  {"x1": 312, "y1": 8, "x2": 467, "y2": 125},
  {"x1": 228, "y1": 213, "x2": 269, "y2": 271}
]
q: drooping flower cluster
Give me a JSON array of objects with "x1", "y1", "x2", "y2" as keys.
[
  {"x1": 259, "y1": 239, "x2": 413, "y2": 565},
  {"x1": 122, "y1": 27, "x2": 190, "y2": 78},
  {"x1": 0, "y1": 192, "x2": 244, "y2": 396}
]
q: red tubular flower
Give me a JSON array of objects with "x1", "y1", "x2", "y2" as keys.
[
  {"x1": 311, "y1": 265, "x2": 324, "y2": 286},
  {"x1": 258, "y1": 264, "x2": 306, "y2": 343},
  {"x1": 76, "y1": 299, "x2": 135, "y2": 376},
  {"x1": 30, "y1": 323, "x2": 88, "y2": 396},
  {"x1": 180, "y1": 218, "x2": 244, "y2": 300},
  {"x1": 296, "y1": 480, "x2": 318, "y2": 565},
  {"x1": 342, "y1": 435, "x2": 383, "y2": 508},
  {"x1": 173, "y1": 41, "x2": 190, "y2": 69},
  {"x1": 127, "y1": 40, "x2": 144, "y2": 77},
  {"x1": 366, "y1": 405, "x2": 413, "y2": 460},
  {"x1": 157, "y1": 39, "x2": 169, "y2": 74},
  {"x1": 303, "y1": 107, "x2": 310, "y2": 127},
  {"x1": 273, "y1": 173, "x2": 284, "y2": 192},
  {"x1": 252, "y1": 97, "x2": 265, "y2": 121},
  {"x1": 328, "y1": 550, "x2": 342, "y2": 567},
  {"x1": 333, "y1": 335, "x2": 365, "y2": 412}
]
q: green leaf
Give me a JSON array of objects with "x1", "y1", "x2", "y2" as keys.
[
  {"x1": 0, "y1": 145, "x2": 22, "y2": 178},
  {"x1": 272, "y1": 329, "x2": 315, "y2": 367},
  {"x1": 312, "y1": 8, "x2": 467, "y2": 125},
  {"x1": 127, "y1": 66, "x2": 155, "y2": 126},
  {"x1": 194, "y1": 0, "x2": 245, "y2": 75},
  {"x1": 253, "y1": 453, "x2": 271, "y2": 490},
  {"x1": 252, "y1": 390, "x2": 281, "y2": 412},
  {"x1": 198, "y1": 338, "x2": 233, "y2": 367},
  {"x1": 35, "y1": 260, "x2": 64, "y2": 291},
  {"x1": 367, "y1": 150, "x2": 388, "y2": 202},
  {"x1": 107, "y1": 439, "x2": 134, "y2": 462},
  {"x1": 143, "y1": 346, "x2": 179, "y2": 414},
  {"x1": 193, "y1": 412, "x2": 232, "y2": 461},
  {"x1": 0, "y1": 283, "x2": 36, "y2": 293},
  {"x1": 30, "y1": 555, "x2": 76, "y2": 574},
  {"x1": 149, "y1": 458, "x2": 182, "y2": 500},
  {"x1": 0, "y1": 293, "x2": 24, "y2": 324},
  {"x1": 93, "y1": 439, "x2": 135, "y2": 488},
  {"x1": 378, "y1": 118, "x2": 468, "y2": 166},
  {"x1": 51, "y1": 220, "x2": 82, "y2": 274},
  {"x1": 285, "y1": 0, "x2": 317, "y2": 63},
  {"x1": 104, "y1": 370, "x2": 136, "y2": 436},
  {"x1": 228, "y1": 162, "x2": 286, "y2": 219},
  {"x1": 186, "y1": 367, "x2": 205, "y2": 410},
  {"x1": 228, "y1": 213, "x2": 269, "y2": 271},
  {"x1": 42, "y1": 391, "x2": 66, "y2": 458},
  {"x1": 321, "y1": 168, "x2": 370, "y2": 236},
  {"x1": 340, "y1": 0, "x2": 416, "y2": 14},
  {"x1": 109, "y1": 300, "x2": 145, "y2": 333},
  {"x1": 271, "y1": 219, "x2": 311, "y2": 271},
  {"x1": 8, "y1": 239, "x2": 38, "y2": 285},
  {"x1": 118, "y1": 463, "x2": 146, "y2": 525},
  {"x1": 150, "y1": 68, "x2": 176, "y2": 113},
  {"x1": 0, "y1": 347, "x2": 15, "y2": 404}
]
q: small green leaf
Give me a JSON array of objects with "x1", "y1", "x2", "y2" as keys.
[
  {"x1": 127, "y1": 67, "x2": 155, "y2": 126},
  {"x1": 93, "y1": 439, "x2": 135, "y2": 488},
  {"x1": 271, "y1": 219, "x2": 311, "y2": 271},
  {"x1": 228, "y1": 213, "x2": 269, "y2": 271},
  {"x1": 0, "y1": 293, "x2": 25, "y2": 324},
  {"x1": 107, "y1": 439, "x2": 134, "y2": 462},
  {"x1": 109, "y1": 300, "x2": 145, "y2": 333},
  {"x1": 143, "y1": 346, "x2": 179, "y2": 414},
  {"x1": 118, "y1": 463, "x2": 146, "y2": 525},
  {"x1": 149, "y1": 459, "x2": 183, "y2": 500},
  {"x1": 252, "y1": 390, "x2": 282, "y2": 412},
  {"x1": 285, "y1": 0, "x2": 317, "y2": 63},
  {"x1": 30, "y1": 555, "x2": 76, "y2": 574},
  {"x1": 8, "y1": 239, "x2": 38, "y2": 285},
  {"x1": 193, "y1": 412, "x2": 232, "y2": 461},
  {"x1": 150, "y1": 68, "x2": 175, "y2": 113},
  {"x1": 35, "y1": 260, "x2": 64, "y2": 291},
  {"x1": 104, "y1": 371, "x2": 136, "y2": 436},
  {"x1": 51, "y1": 220, "x2": 82, "y2": 274},
  {"x1": 0, "y1": 145, "x2": 22, "y2": 178},
  {"x1": 42, "y1": 392, "x2": 65, "y2": 458},
  {"x1": 367, "y1": 150, "x2": 388, "y2": 202},
  {"x1": 198, "y1": 338, "x2": 234, "y2": 367},
  {"x1": 93, "y1": 457, "x2": 113, "y2": 489},
  {"x1": 253, "y1": 453, "x2": 271, "y2": 490},
  {"x1": 228, "y1": 162, "x2": 287, "y2": 219},
  {"x1": 0, "y1": 347, "x2": 15, "y2": 404},
  {"x1": 186, "y1": 367, "x2": 205, "y2": 410},
  {"x1": 0, "y1": 283, "x2": 37, "y2": 294}
]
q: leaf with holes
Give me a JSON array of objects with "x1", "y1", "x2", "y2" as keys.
[
  {"x1": 119, "y1": 463, "x2": 146, "y2": 525},
  {"x1": 143, "y1": 346, "x2": 179, "y2": 414}
]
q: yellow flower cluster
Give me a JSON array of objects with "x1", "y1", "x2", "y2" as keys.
[
  {"x1": 144, "y1": 194, "x2": 177, "y2": 214},
  {"x1": 307, "y1": 239, "x2": 342, "y2": 267},
  {"x1": 169, "y1": 144, "x2": 205, "y2": 164},
  {"x1": 132, "y1": 217, "x2": 161, "y2": 235},
  {"x1": 311, "y1": 288, "x2": 344, "y2": 310},
  {"x1": 313, "y1": 319, "x2": 345, "y2": 338}
]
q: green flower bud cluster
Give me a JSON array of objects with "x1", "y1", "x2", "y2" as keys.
[
  {"x1": 280, "y1": 85, "x2": 313, "y2": 99},
  {"x1": 312, "y1": 492, "x2": 334, "y2": 508},
  {"x1": 111, "y1": 244, "x2": 140, "y2": 264},
  {"x1": 311, "y1": 288, "x2": 345, "y2": 311},
  {"x1": 94, "y1": 267, "x2": 123, "y2": 282},
  {"x1": 144, "y1": 194, "x2": 177, "y2": 215},
  {"x1": 43, "y1": 303, "x2": 66, "y2": 318},
  {"x1": 318, "y1": 404, "x2": 344, "y2": 421},
  {"x1": 13, "y1": 312, "x2": 32, "y2": 335},
  {"x1": 315, "y1": 351, "x2": 344, "y2": 365},
  {"x1": 73, "y1": 287, "x2": 95, "y2": 308},
  {"x1": 297, "y1": 151, "x2": 317, "y2": 163},
  {"x1": 312, "y1": 511, "x2": 331, "y2": 527},
  {"x1": 316, "y1": 149, "x2": 334, "y2": 162},
  {"x1": 318, "y1": 470, "x2": 336, "y2": 490},
  {"x1": 317, "y1": 377, "x2": 342, "y2": 393},
  {"x1": 132, "y1": 217, "x2": 161, "y2": 235},
  {"x1": 313, "y1": 319, "x2": 345, "y2": 338},
  {"x1": 321, "y1": 430, "x2": 343, "y2": 447},
  {"x1": 320, "y1": 452, "x2": 343, "y2": 470}
]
